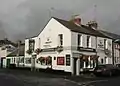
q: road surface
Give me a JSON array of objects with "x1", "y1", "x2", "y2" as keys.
[
  {"x1": 86, "y1": 76, "x2": 120, "y2": 86},
  {"x1": 0, "y1": 69, "x2": 120, "y2": 86},
  {"x1": 0, "y1": 69, "x2": 79, "y2": 86}
]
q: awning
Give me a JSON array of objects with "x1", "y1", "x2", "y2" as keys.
[{"x1": 80, "y1": 52, "x2": 96, "y2": 56}]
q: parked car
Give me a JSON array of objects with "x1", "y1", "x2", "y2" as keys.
[
  {"x1": 116, "y1": 64, "x2": 120, "y2": 71},
  {"x1": 94, "y1": 64, "x2": 119, "y2": 76},
  {"x1": 116, "y1": 64, "x2": 120, "y2": 68}
]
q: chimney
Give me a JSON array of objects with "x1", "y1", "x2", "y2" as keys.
[
  {"x1": 70, "y1": 15, "x2": 81, "y2": 26},
  {"x1": 87, "y1": 21, "x2": 98, "y2": 29}
]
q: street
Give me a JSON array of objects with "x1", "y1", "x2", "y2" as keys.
[
  {"x1": 85, "y1": 76, "x2": 120, "y2": 86},
  {"x1": 0, "y1": 69, "x2": 120, "y2": 86},
  {"x1": 0, "y1": 69, "x2": 79, "y2": 86}
]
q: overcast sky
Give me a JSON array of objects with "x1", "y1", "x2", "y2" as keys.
[{"x1": 0, "y1": 0, "x2": 120, "y2": 41}]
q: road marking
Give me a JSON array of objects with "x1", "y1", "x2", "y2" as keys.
[
  {"x1": 64, "y1": 78, "x2": 109, "y2": 86},
  {"x1": 81, "y1": 79, "x2": 109, "y2": 85}
]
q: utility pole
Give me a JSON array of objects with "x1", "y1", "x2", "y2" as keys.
[
  {"x1": 93, "y1": 4, "x2": 97, "y2": 22},
  {"x1": 48, "y1": 7, "x2": 54, "y2": 18}
]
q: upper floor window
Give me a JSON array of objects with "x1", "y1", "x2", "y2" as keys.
[
  {"x1": 78, "y1": 34, "x2": 82, "y2": 47},
  {"x1": 87, "y1": 36, "x2": 90, "y2": 47},
  {"x1": 58, "y1": 34, "x2": 63, "y2": 46},
  {"x1": 29, "y1": 39, "x2": 35, "y2": 51}
]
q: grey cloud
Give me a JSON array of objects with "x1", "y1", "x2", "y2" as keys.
[{"x1": 0, "y1": 0, "x2": 120, "y2": 41}]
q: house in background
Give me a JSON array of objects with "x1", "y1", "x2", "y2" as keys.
[
  {"x1": 3, "y1": 43, "x2": 25, "y2": 68},
  {"x1": 0, "y1": 38, "x2": 17, "y2": 68},
  {"x1": 24, "y1": 16, "x2": 113, "y2": 75},
  {"x1": 99, "y1": 30, "x2": 120, "y2": 65}
]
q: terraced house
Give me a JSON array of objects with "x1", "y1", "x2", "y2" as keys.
[
  {"x1": 0, "y1": 38, "x2": 17, "y2": 68},
  {"x1": 24, "y1": 16, "x2": 114, "y2": 75}
]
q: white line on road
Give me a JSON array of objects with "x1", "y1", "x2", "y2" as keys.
[
  {"x1": 81, "y1": 79, "x2": 109, "y2": 85},
  {"x1": 64, "y1": 78, "x2": 109, "y2": 86}
]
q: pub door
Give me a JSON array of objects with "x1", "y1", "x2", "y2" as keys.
[{"x1": 73, "y1": 58, "x2": 77, "y2": 75}]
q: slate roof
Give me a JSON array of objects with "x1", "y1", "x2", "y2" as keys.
[
  {"x1": 0, "y1": 39, "x2": 17, "y2": 47},
  {"x1": 53, "y1": 17, "x2": 109, "y2": 38},
  {"x1": 98, "y1": 30, "x2": 120, "y2": 40},
  {"x1": 7, "y1": 43, "x2": 25, "y2": 57},
  {"x1": 25, "y1": 17, "x2": 112, "y2": 39}
]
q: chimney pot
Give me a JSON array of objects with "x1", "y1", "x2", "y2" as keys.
[{"x1": 70, "y1": 15, "x2": 81, "y2": 26}]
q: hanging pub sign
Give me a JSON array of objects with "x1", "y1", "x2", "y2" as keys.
[{"x1": 57, "y1": 57, "x2": 64, "y2": 65}]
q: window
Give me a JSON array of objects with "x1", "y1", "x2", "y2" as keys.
[
  {"x1": 14, "y1": 58, "x2": 15, "y2": 63},
  {"x1": 66, "y1": 54, "x2": 70, "y2": 66},
  {"x1": 101, "y1": 58, "x2": 103, "y2": 64},
  {"x1": 104, "y1": 39, "x2": 107, "y2": 49},
  {"x1": 78, "y1": 34, "x2": 82, "y2": 47},
  {"x1": 87, "y1": 36, "x2": 90, "y2": 47},
  {"x1": 36, "y1": 56, "x2": 52, "y2": 65},
  {"x1": 57, "y1": 57, "x2": 64, "y2": 65},
  {"x1": 25, "y1": 58, "x2": 31, "y2": 64},
  {"x1": 19, "y1": 57, "x2": 24, "y2": 63},
  {"x1": 54, "y1": 57, "x2": 56, "y2": 60},
  {"x1": 58, "y1": 34, "x2": 63, "y2": 46},
  {"x1": 29, "y1": 39, "x2": 35, "y2": 51}
]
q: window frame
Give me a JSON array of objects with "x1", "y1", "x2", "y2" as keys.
[
  {"x1": 57, "y1": 57, "x2": 64, "y2": 65},
  {"x1": 58, "y1": 34, "x2": 63, "y2": 46},
  {"x1": 29, "y1": 39, "x2": 35, "y2": 51}
]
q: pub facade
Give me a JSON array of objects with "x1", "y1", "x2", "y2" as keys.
[{"x1": 25, "y1": 17, "x2": 113, "y2": 75}]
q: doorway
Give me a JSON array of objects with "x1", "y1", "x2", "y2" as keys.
[
  {"x1": 0, "y1": 58, "x2": 4, "y2": 68},
  {"x1": 6, "y1": 59, "x2": 11, "y2": 68},
  {"x1": 73, "y1": 58, "x2": 77, "y2": 75}
]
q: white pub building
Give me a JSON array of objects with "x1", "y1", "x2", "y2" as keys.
[{"x1": 25, "y1": 16, "x2": 113, "y2": 75}]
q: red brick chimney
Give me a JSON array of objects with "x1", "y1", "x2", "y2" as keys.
[
  {"x1": 70, "y1": 15, "x2": 81, "y2": 26},
  {"x1": 73, "y1": 16, "x2": 81, "y2": 26}
]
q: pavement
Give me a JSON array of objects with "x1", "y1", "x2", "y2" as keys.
[{"x1": 0, "y1": 68, "x2": 120, "y2": 86}]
